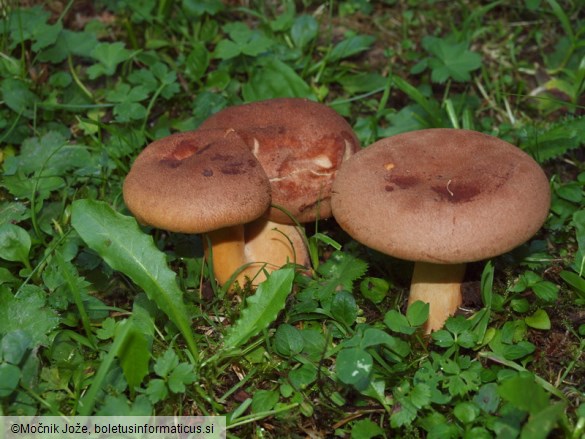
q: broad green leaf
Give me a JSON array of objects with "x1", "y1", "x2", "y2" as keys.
[
  {"x1": 0, "y1": 363, "x2": 21, "y2": 397},
  {"x1": 329, "y1": 35, "x2": 375, "y2": 62},
  {"x1": 407, "y1": 300, "x2": 430, "y2": 327},
  {"x1": 384, "y1": 309, "x2": 415, "y2": 335},
  {"x1": 331, "y1": 291, "x2": 358, "y2": 327},
  {"x1": 351, "y1": 419, "x2": 384, "y2": 439},
  {"x1": 223, "y1": 268, "x2": 294, "y2": 350},
  {"x1": 146, "y1": 379, "x2": 168, "y2": 404},
  {"x1": 0, "y1": 286, "x2": 59, "y2": 346},
  {"x1": 473, "y1": 383, "x2": 500, "y2": 413},
  {"x1": 274, "y1": 324, "x2": 304, "y2": 357},
  {"x1": 251, "y1": 389, "x2": 280, "y2": 413},
  {"x1": 560, "y1": 270, "x2": 585, "y2": 299},
  {"x1": 291, "y1": 15, "x2": 318, "y2": 49},
  {"x1": 1, "y1": 330, "x2": 32, "y2": 365},
  {"x1": 0, "y1": 223, "x2": 31, "y2": 265},
  {"x1": 168, "y1": 363, "x2": 196, "y2": 393},
  {"x1": 1, "y1": 78, "x2": 40, "y2": 118},
  {"x1": 288, "y1": 363, "x2": 317, "y2": 390},
  {"x1": 525, "y1": 309, "x2": 551, "y2": 330},
  {"x1": 336, "y1": 347, "x2": 373, "y2": 387},
  {"x1": 118, "y1": 324, "x2": 151, "y2": 394},
  {"x1": 454, "y1": 402, "x2": 480, "y2": 424},
  {"x1": 242, "y1": 58, "x2": 315, "y2": 102},
  {"x1": 521, "y1": 401, "x2": 567, "y2": 439},
  {"x1": 70, "y1": 199, "x2": 197, "y2": 358},
  {"x1": 360, "y1": 277, "x2": 389, "y2": 304},
  {"x1": 421, "y1": 36, "x2": 482, "y2": 83},
  {"x1": 87, "y1": 42, "x2": 132, "y2": 79},
  {"x1": 498, "y1": 373, "x2": 549, "y2": 414}
]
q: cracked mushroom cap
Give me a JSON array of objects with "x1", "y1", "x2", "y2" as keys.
[
  {"x1": 331, "y1": 128, "x2": 551, "y2": 264},
  {"x1": 123, "y1": 130, "x2": 271, "y2": 234},
  {"x1": 199, "y1": 98, "x2": 360, "y2": 224}
]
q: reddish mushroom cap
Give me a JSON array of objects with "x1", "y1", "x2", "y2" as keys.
[
  {"x1": 331, "y1": 129, "x2": 551, "y2": 263},
  {"x1": 123, "y1": 130, "x2": 271, "y2": 234},
  {"x1": 199, "y1": 98, "x2": 360, "y2": 223}
]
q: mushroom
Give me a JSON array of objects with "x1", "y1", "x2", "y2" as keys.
[
  {"x1": 199, "y1": 98, "x2": 360, "y2": 285},
  {"x1": 331, "y1": 128, "x2": 551, "y2": 332},
  {"x1": 122, "y1": 130, "x2": 271, "y2": 286}
]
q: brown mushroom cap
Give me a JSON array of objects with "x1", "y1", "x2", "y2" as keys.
[
  {"x1": 331, "y1": 128, "x2": 551, "y2": 263},
  {"x1": 123, "y1": 130, "x2": 271, "y2": 234},
  {"x1": 199, "y1": 98, "x2": 360, "y2": 223}
]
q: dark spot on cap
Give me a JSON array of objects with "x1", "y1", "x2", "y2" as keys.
[
  {"x1": 385, "y1": 185, "x2": 394, "y2": 192},
  {"x1": 220, "y1": 161, "x2": 244, "y2": 175},
  {"x1": 160, "y1": 158, "x2": 182, "y2": 168},
  {"x1": 388, "y1": 174, "x2": 419, "y2": 189},
  {"x1": 202, "y1": 169, "x2": 213, "y2": 177},
  {"x1": 195, "y1": 143, "x2": 212, "y2": 155},
  {"x1": 248, "y1": 159, "x2": 257, "y2": 167},
  {"x1": 211, "y1": 153, "x2": 233, "y2": 161},
  {"x1": 431, "y1": 182, "x2": 481, "y2": 203}
]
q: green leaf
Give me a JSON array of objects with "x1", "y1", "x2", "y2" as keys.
[
  {"x1": 432, "y1": 329, "x2": 455, "y2": 348},
  {"x1": 351, "y1": 419, "x2": 384, "y2": 439},
  {"x1": 145, "y1": 378, "x2": 168, "y2": 404},
  {"x1": 473, "y1": 383, "x2": 500, "y2": 414},
  {"x1": 359, "y1": 277, "x2": 389, "y2": 304},
  {"x1": 154, "y1": 348, "x2": 179, "y2": 378},
  {"x1": 454, "y1": 402, "x2": 480, "y2": 424},
  {"x1": 71, "y1": 199, "x2": 198, "y2": 358},
  {"x1": 1, "y1": 78, "x2": 40, "y2": 118},
  {"x1": 118, "y1": 325, "x2": 151, "y2": 394},
  {"x1": 185, "y1": 42, "x2": 210, "y2": 81},
  {"x1": 274, "y1": 324, "x2": 304, "y2": 357},
  {"x1": 289, "y1": 363, "x2": 317, "y2": 390},
  {"x1": 0, "y1": 224, "x2": 31, "y2": 265},
  {"x1": 331, "y1": 291, "x2": 358, "y2": 327},
  {"x1": 242, "y1": 58, "x2": 315, "y2": 102},
  {"x1": 87, "y1": 42, "x2": 132, "y2": 79},
  {"x1": 521, "y1": 401, "x2": 568, "y2": 439},
  {"x1": 329, "y1": 35, "x2": 376, "y2": 62},
  {"x1": 251, "y1": 389, "x2": 280, "y2": 413},
  {"x1": 384, "y1": 309, "x2": 415, "y2": 335},
  {"x1": 0, "y1": 363, "x2": 21, "y2": 397},
  {"x1": 525, "y1": 309, "x2": 551, "y2": 330},
  {"x1": 223, "y1": 268, "x2": 294, "y2": 350},
  {"x1": 1, "y1": 330, "x2": 31, "y2": 365},
  {"x1": 168, "y1": 362, "x2": 196, "y2": 393},
  {"x1": 407, "y1": 301, "x2": 430, "y2": 327},
  {"x1": 0, "y1": 286, "x2": 59, "y2": 346},
  {"x1": 498, "y1": 374, "x2": 549, "y2": 414},
  {"x1": 560, "y1": 270, "x2": 585, "y2": 299},
  {"x1": 420, "y1": 36, "x2": 482, "y2": 83},
  {"x1": 335, "y1": 347, "x2": 373, "y2": 387},
  {"x1": 291, "y1": 15, "x2": 318, "y2": 49}
]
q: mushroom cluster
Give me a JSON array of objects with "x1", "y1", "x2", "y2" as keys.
[
  {"x1": 123, "y1": 98, "x2": 360, "y2": 290},
  {"x1": 331, "y1": 128, "x2": 551, "y2": 332}
]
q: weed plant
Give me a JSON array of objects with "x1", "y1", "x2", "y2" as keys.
[{"x1": 1, "y1": 0, "x2": 585, "y2": 437}]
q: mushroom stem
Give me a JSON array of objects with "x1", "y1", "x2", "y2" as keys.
[
  {"x1": 203, "y1": 219, "x2": 311, "y2": 290},
  {"x1": 204, "y1": 225, "x2": 248, "y2": 288},
  {"x1": 239, "y1": 217, "x2": 310, "y2": 285},
  {"x1": 408, "y1": 261, "x2": 466, "y2": 333}
]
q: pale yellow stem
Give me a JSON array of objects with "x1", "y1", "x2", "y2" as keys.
[
  {"x1": 204, "y1": 226, "x2": 247, "y2": 287},
  {"x1": 238, "y1": 217, "x2": 310, "y2": 286},
  {"x1": 203, "y1": 219, "x2": 310, "y2": 291},
  {"x1": 408, "y1": 261, "x2": 466, "y2": 333}
]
